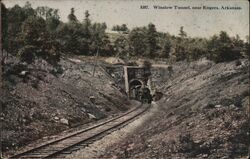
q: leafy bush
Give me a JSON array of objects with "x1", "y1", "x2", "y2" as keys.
[
  {"x1": 17, "y1": 45, "x2": 36, "y2": 63},
  {"x1": 17, "y1": 16, "x2": 60, "y2": 64},
  {"x1": 207, "y1": 31, "x2": 242, "y2": 63}
]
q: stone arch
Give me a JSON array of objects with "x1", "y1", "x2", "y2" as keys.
[
  {"x1": 128, "y1": 79, "x2": 143, "y2": 99},
  {"x1": 129, "y1": 79, "x2": 143, "y2": 87}
]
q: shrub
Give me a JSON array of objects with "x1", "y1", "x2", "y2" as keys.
[
  {"x1": 207, "y1": 31, "x2": 242, "y2": 63},
  {"x1": 17, "y1": 45, "x2": 36, "y2": 63}
]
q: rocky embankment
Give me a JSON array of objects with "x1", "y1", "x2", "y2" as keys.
[
  {"x1": 1, "y1": 56, "x2": 131, "y2": 154},
  {"x1": 101, "y1": 59, "x2": 249, "y2": 159}
]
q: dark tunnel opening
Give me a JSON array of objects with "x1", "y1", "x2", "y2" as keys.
[{"x1": 129, "y1": 80, "x2": 143, "y2": 100}]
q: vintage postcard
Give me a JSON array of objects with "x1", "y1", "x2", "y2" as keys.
[{"x1": 1, "y1": 0, "x2": 249, "y2": 158}]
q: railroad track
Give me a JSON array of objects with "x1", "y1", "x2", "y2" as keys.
[{"x1": 9, "y1": 104, "x2": 150, "y2": 159}]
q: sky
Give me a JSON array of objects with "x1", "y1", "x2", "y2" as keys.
[{"x1": 3, "y1": 0, "x2": 249, "y2": 40}]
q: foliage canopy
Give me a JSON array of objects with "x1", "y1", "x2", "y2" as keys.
[{"x1": 2, "y1": 2, "x2": 249, "y2": 64}]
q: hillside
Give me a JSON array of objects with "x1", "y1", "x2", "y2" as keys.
[
  {"x1": 1, "y1": 55, "x2": 131, "y2": 154},
  {"x1": 99, "y1": 59, "x2": 249, "y2": 159}
]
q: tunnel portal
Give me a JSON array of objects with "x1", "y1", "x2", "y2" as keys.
[
  {"x1": 129, "y1": 79, "x2": 143, "y2": 100},
  {"x1": 123, "y1": 66, "x2": 151, "y2": 100}
]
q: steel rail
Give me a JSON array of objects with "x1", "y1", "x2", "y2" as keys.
[{"x1": 9, "y1": 104, "x2": 150, "y2": 159}]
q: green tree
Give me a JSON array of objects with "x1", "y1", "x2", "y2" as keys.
[
  {"x1": 121, "y1": 24, "x2": 129, "y2": 33},
  {"x1": 56, "y1": 22, "x2": 83, "y2": 54},
  {"x1": 112, "y1": 24, "x2": 129, "y2": 33},
  {"x1": 17, "y1": 16, "x2": 60, "y2": 63},
  {"x1": 128, "y1": 27, "x2": 147, "y2": 56},
  {"x1": 114, "y1": 35, "x2": 129, "y2": 57},
  {"x1": 161, "y1": 40, "x2": 171, "y2": 58},
  {"x1": 36, "y1": 7, "x2": 60, "y2": 34},
  {"x1": 146, "y1": 23, "x2": 158, "y2": 57},
  {"x1": 173, "y1": 39, "x2": 188, "y2": 61},
  {"x1": 1, "y1": 2, "x2": 8, "y2": 51},
  {"x1": 68, "y1": 8, "x2": 78, "y2": 23},
  {"x1": 232, "y1": 34, "x2": 244, "y2": 48},
  {"x1": 112, "y1": 25, "x2": 119, "y2": 31},
  {"x1": 83, "y1": 10, "x2": 91, "y2": 38},
  {"x1": 90, "y1": 22, "x2": 111, "y2": 55},
  {"x1": 187, "y1": 38, "x2": 207, "y2": 60},
  {"x1": 207, "y1": 31, "x2": 242, "y2": 62},
  {"x1": 23, "y1": 1, "x2": 36, "y2": 17},
  {"x1": 5, "y1": 4, "x2": 32, "y2": 53},
  {"x1": 81, "y1": 10, "x2": 92, "y2": 53},
  {"x1": 206, "y1": 35, "x2": 218, "y2": 60},
  {"x1": 179, "y1": 26, "x2": 187, "y2": 38},
  {"x1": 173, "y1": 26, "x2": 189, "y2": 61},
  {"x1": 157, "y1": 33, "x2": 172, "y2": 58},
  {"x1": 56, "y1": 8, "x2": 84, "y2": 54},
  {"x1": 174, "y1": 43, "x2": 186, "y2": 61}
]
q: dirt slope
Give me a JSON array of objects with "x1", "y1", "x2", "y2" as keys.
[
  {"x1": 1, "y1": 56, "x2": 131, "y2": 154},
  {"x1": 101, "y1": 59, "x2": 249, "y2": 159}
]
